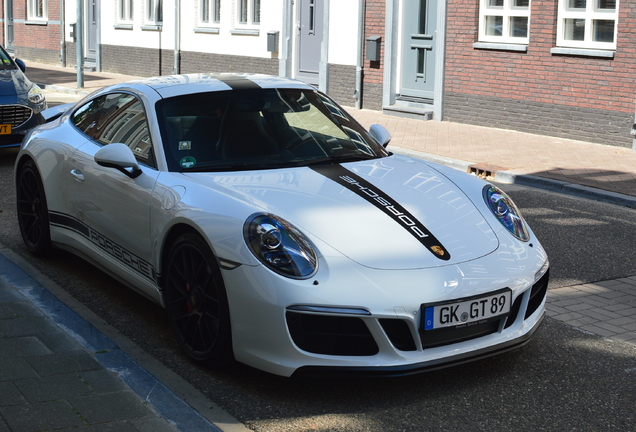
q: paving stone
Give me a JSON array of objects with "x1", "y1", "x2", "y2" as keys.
[
  {"x1": 131, "y1": 416, "x2": 179, "y2": 432},
  {"x1": 0, "y1": 382, "x2": 25, "y2": 406},
  {"x1": 0, "y1": 305, "x2": 14, "y2": 320},
  {"x1": 595, "y1": 321, "x2": 630, "y2": 335},
  {"x1": 37, "y1": 330, "x2": 83, "y2": 353},
  {"x1": 6, "y1": 301, "x2": 44, "y2": 319},
  {"x1": 27, "y1": 351, "x2": 102, "y2": 376},
  {"x1": 70, "y1": 420, "x2": 145, "y2": 431},
  {"x1": 71, "y1": 392, "x2": 157, "y2": 424},
  {"x1": 564, "y1": 302, "x2": 595, "y2": 312},
  {"x1": 15, "y1": 373, "x2": 94, "y2": 403},
  {"x1": 0, "y1": 358, "x2": 38, "y2": 382},
  {"x1": 0, "y1": 316, "x2": 55, "y2": 338},
  {"x1": 0, "y1": 400, "x2": 86, "y2": 430},
  {"x1": 607, "y1": 316, "x2": 636, "y2": 327},
  {"x1": 580, "y1": 324, "x2": 616, "y2": 338},
  {"x1": 0, "y1": 336, "x2": 51, "y2": 358},
  {"x1": 79, "y1": 369, "x2": 128, "y2": 394}
]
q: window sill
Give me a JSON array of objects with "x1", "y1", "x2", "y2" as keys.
[
  {"x1": 25, "y1": 20, "x2": 48, "y2": 26},
  {"x1": 141, "y1": 25, "x2": 162, "y2": 31},
  {"x1": 114, "y1": 24, "x2": 134, "y2": 30},
  {"x1": 230, "y1": 28, "x2": 260, "y2": 36},
  {"x1": 473, "y1": 42, "x2": 528, "y2": 52},
  {"x1": 194, "y1": 27, "x2": 220, "y2": 34},
  {"x1": 550, "y1": 47, "x2": 615, "y2": 58}
]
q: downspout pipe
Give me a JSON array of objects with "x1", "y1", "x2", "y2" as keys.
[
  {"x1": 60, "y1": 0, "x2": 65, "y2": 66},
  {"x1": 174, "y1": 0, "x2": 180, "y2": 74},
  {"x1": 355, "y1": 0, "x2": 366, "y2": 110}
]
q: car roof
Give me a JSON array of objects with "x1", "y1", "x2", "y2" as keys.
[{"x1": 124, "y1": 73, "x2": 315, "y2": 99}]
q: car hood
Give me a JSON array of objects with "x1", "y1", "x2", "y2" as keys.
[
  {"x1": 0, "y1": 68, "x2": 31, "y2": 98},
  {"x1": 191, "y1": 156, "x2": 500, "y2": 270}
]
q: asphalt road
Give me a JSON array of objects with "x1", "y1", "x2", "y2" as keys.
[{"x1": 1, "y1": 91, "x2": 635, "y2": 431}]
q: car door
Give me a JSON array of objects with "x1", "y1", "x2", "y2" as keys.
[{"x1": 67, "y1": 92, "x2": 160, "y2": 288}]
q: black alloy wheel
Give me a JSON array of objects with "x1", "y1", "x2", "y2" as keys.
[
  {"x1": 16, "y1": 160, "x2": 52, "y2": 255},
  {"x1": 164, "y1": 233, "x2": 233, "y2": 365}
]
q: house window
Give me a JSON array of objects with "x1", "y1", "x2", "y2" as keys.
[
  {"x1": 119, "y1": 0, "x2": 134, "y2": 22},
  {"x1": 147, "y1": 0, "x2": 163, "y2": 23},
  {"x1": 201, "y1": 0, "x2": 221, "y2": 23},
  {"x1": 479, "y1": 0, "x2": 530, "y2": 44},
  {"x1": 27, "y1": 0, "x2": 47, "y2": 20},
  {"x1": 556, "y1": 0, "x2": 618, "y2": 49},
  {"x1": 239, "y1": 0, "x2": 260, "y2": 25}
]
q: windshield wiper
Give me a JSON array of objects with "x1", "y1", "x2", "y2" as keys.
[{"x1": 181, "y1": 161, "x2": 292, "y2": 173}]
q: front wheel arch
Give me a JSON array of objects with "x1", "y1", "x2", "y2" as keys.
[{"x1": 162, "y1": 230, "x2": 233, "y2": 365}]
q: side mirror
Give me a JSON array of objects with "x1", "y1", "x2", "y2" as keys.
[
  {"x1": 369, "y1": 124, "x2": 391, "y2": 148},
  {"x1": 15, "y1": 58, "x2": 26, "y2": 73},
  {"x1": 95, "y1": 143, "x2": 142, "y2": 178}
]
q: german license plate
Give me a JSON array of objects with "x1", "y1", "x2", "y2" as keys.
[
  {"x1": 0, "y1": 124, "x2": 12, "y2": 135},
  {"x1": 422, "y1": 289, "x2": 512, "y2": 330}
]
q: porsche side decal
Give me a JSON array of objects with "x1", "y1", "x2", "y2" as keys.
[
  {"x1": 310, "y1": 164, "x2": 451, "y2": 260},
  {"x1": 49, "y1": 211, "x2": 157, "y2": 281}
]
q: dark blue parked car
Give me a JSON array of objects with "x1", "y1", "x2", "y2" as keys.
[{"x1": 0, "y1": 45, "x2": 47, "y2": 149}]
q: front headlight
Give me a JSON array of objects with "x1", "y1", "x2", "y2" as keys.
[
  {"x1": 28, "y1": 84, "x2": 45, "y2": 106},
  {"x1": 483, "y1": 185, "x2": 530, "y2": 241},
  {"x1": 244, "y1": 213, "x2": 318, "y2": 279}
]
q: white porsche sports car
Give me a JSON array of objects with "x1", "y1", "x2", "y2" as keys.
[{"x1": 15, "y1": 74, "x2": 549, "y2": 377}]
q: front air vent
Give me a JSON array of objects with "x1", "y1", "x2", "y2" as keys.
[{"x1": 286, "y1": 311, "x2": 379, "y2": 356}]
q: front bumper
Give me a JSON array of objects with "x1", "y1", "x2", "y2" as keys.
[
  {"x1": 221, "y1": 246, "x2": 549, "y2": 377},
  {"x1": 0, "y1": 105, "x2": 45, "y2": 148}
]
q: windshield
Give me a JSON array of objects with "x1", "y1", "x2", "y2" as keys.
[
  {"x1": 156, "y1": 88, "x2": 389, "y2": 172},
  {"x1": 0, "y1": 46, "x2": 17, "y2": 71}
]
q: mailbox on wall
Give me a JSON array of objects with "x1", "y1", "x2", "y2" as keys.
[
  {"x1": 366, "y1": 36, "x2": 382, "y2": 62},
  {"x1": 267, "y1": 31, "x2": 279, "y2": 53}
]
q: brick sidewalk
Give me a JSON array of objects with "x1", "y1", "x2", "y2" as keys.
[{"x1": 547, "y1": 277, "x2": 636, "y2": 346}]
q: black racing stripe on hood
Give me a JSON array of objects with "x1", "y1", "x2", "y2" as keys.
[
  {"x1": 310, "y1": 164, "x2": 451, "y2": 261},
  {"x1": 214, "y1": 74, "x2": 262, "y2": 90}
]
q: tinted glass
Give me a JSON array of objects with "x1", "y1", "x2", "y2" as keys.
[
  {"x1": 156, "y1": 88, "x2": 388, "y2": 172},
  {"x1": 72, "y1": 93, "x2": 155, "y2": 167},
  {"x1": 0, "y1": 46, "x2": 18, "y2": 71}
]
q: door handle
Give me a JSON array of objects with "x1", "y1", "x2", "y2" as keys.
[{"x1": 70, "y1": 169, "x2": 85, "y2": 182}]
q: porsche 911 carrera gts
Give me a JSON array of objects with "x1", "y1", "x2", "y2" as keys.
[{"x1": 15, "y1": 74, "x2": 549, "y2": 377}]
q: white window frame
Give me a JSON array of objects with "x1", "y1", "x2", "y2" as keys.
[
  {"x1": 478, "y1": 0, "x2": 531, "y2": 45},
  {"x1": 27, "y1": 0, "x2": 48, "y2": 21},
  {"x1": 237, "y1": 0, "x2": 260, "y2": 26},
  {"x1": 146, "y1": 0, "x2": 163, "y2": 24},
  {"x1": 556, "y1": 0, "x2": 619, "y2": 50},
  {"x1": 118, "y1": 0, "x2": 134, "y2": 23},
  {"x1": 200, "y1": 0, "x2": 221, "y2": 25}
]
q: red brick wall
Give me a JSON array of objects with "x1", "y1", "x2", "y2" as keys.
[
  {"x1": 362, "y1": 0, "x2": 386, "y2": 109},
  {"x1": 12, "y1": 0, "x2": 60, "y2": 51},
  {"x1": 445, "y1": 0, "x2": 636, "y2": 115}
]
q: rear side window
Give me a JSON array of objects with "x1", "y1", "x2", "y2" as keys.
[{"x1": 72, "y1": 93, "x2": 156, "y2": 168}]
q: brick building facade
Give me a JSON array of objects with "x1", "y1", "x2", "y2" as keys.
[
  {"x1": 443, "y1": 0, "x2": 635, "y2": 148},
  {"x1": 2, "y1": 0, "x2": 634, "y2": 149}
]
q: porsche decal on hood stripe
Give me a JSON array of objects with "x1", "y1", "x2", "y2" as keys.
[{"x1": 310, "y1": 164, "x2": 451, "y2": 261}]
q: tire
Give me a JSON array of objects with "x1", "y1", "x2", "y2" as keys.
[
  {"x1": 16, "y1": 160, "x2": 52, "y2": 255},
  {"x1": 164, "y1": 233, "x2": 233, "y2": 365}
]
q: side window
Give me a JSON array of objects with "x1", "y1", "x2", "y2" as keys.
[
  {"x1": 72, "y1": 96, "x2": 107, "y2": 139},
  {"x1": 478, "y1": 0, "x2": 531, "y2": 45},
  {"x1": 556, "y1": 0, "x2": 618, "y2": 50},
  {"x1": 72, "y1": 93, "x2": 156, "y2": 168}
]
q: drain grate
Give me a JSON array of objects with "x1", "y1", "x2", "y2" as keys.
[{"x1": 467, "y1": 163, "x2": 508, "y2": 180}]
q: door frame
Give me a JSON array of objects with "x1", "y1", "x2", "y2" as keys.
[
  {"x1": 83, "y1": 0, "x2": 101, "y2": 71},
  {"x1": 383, "y1": 0, "x2": 447, "y2": 120},
  {"x1": 293, "y1": 0, "x2": 330, "y2": 93}
]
